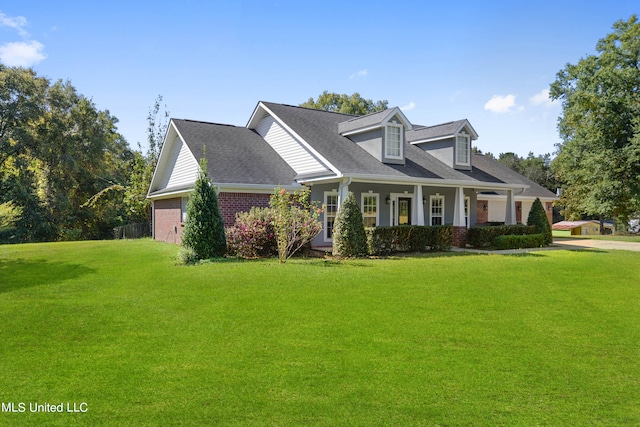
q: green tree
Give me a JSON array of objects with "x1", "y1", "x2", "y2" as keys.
[
  {"x1": 332, "y1": 192, "x2": 367, "y2": 257},
  {"x1": 550, "y1": 15, "x2": 640, "y2": 230},
  {"x1": 270, "y1": 187, "x2": 322, "y2": 263},
  {"x1": 181, "y1": 159, "x2": 226, "y2": 260},
  {"x1": 0, "y1": 64, "x2": 131, "y2": 241},
  {"x1": 123, "y1": 95, "x2": 170, "y2": 223},
  {"x1": 497, "y1": 152, "x2": 558, "y2": 192},
  {"x1": 301, "y1": 91, "x2": 388, "y2": 115},
  {"x1": 527, "y1": 198, "x2": 552, "y2": 245}
]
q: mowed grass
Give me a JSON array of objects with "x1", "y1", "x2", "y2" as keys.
[{"x1": 1, "y1": 240, "x2": 640, "y2": 426}]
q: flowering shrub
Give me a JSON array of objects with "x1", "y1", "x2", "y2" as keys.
[
  {"x1": 225, "y1": 207, "x2": 277, "y2": 258},
  {"x1": 270, "y1": 187, "x2": 323, "y2": 263}
]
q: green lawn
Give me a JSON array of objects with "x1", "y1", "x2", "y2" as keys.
[
  {"x1": 553, "y1": 230, "x2": 640, "y2": 242},
  {"x1": 1, "y1": 240, "x2": 640, "y2": 426}
]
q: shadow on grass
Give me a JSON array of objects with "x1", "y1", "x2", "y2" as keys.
[{"x1": 0, "y1": 258, "x2": 96, "y2": 293}]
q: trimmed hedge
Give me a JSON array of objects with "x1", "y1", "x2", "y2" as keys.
[
  {"x1": 365, "y1": 225, "x2": 452, "y2": 255},
  {"x1": 466, "y1": 224, "x2": 536, "y2": 248},
  {"x1": 491, "y1": 233, "x2": 545, "y2": 250}
]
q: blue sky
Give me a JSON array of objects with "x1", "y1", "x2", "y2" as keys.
[{"x1": 1, "y1": 1, "x2": 637, "y2": 157}]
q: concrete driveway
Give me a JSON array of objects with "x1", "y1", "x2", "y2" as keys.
[{"x1": 553, "y1": 237, "x2": 640, "y2": 252}]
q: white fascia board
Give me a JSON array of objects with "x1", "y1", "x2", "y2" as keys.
[
  {"x1": 148, "y1": 182, "x2": 303, "y2": 200},
  {"x1": 218, "y1": 183, "x2": 302, "y2": 193},
  {"x1": 409, "y1": 134, "x2": 453, "y2": 145},
  {"x1": 381, "y1": 107, "x2": 413, "y2": 130},
  {"x1": 147, "y1": 120, "x2": 201, "y2": 197},
  {"x1": 246, "y1": 102, "x2": 267, "y2": 129},
  {"x1": 301, "y1": 173, "x2": 528, "y2": 191},
  {"x1": 480, "y1": 193, "x2": 558, "y2": 201},
  {"x1": 259, "y1": 103, "x2": 341, "y2": 176},
  {"x1": 340, "y1": 123, "x2": 383, "y2": 136},
  {"x1": 147, "y1": 120, "x2": 176, "y2": 197},
  {"x1": 456, "y1": 119, "x2": 479, "y2": 140}
]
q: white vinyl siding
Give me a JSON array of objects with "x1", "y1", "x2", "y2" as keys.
[
  {"x1": 162, "y1": 136, "x2": 200, "y2": 189},
  {"x1": 256, "y1": 115, "x2": 328, "y2": 175}
]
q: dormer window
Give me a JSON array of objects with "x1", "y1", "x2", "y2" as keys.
[
  {"x1": 385, "y1": 123, "x2": 403, "y2": 160},
  {"x1": 456, "y1": 131, "x2": 470, "y2": 166}
]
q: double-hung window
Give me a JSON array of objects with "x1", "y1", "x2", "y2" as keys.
[
  {"x1": 456, "y1": 131, "x2": 470, "y2": 166},
  {"x1": 361, "y1": 193, "x2": 379, "y2": 228},
  {"x1": 324, "y1": 191, "x2": 339, "y2": 241},
  {"x1": 430, "y1": 195, "x2": 444, "y2": 226},
  {"x1": 385, "y1": 124, "x2": 402, "y2": 159}
]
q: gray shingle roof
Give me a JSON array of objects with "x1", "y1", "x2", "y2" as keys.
[
  {"x1": 261, "y1": 102, "x2": 556, "y2": 196},
  {"x1": 406, "y1": 120, "x2": 467, "y2": 142},
  {"x1": 172, "y1": 119, "x2": 297, "y2": 186},
  {"x1": 337, "y1": 108, "x2": 391, "y2": 134}
]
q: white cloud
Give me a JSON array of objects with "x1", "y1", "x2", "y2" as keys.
[
  {"x1": 530, "y1": 89, "x2": 558, "y2": 108},
  {"x1": 484, "y1": 94, "x2": 517, "y2": 113},
  {"x1": 0, "y1": 41, "x2": 46, "y2": 66},
  {"x1": 350, "y1": 69, "x2": 368, "y2": 79},
  {"x1": 401, "y1": 101, "x2": 416, "y2": 111},
  {"x1": 0, "y1": 11, "x2": 29, "y2": 37}
]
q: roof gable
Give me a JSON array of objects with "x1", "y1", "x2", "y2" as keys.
[
  {"x1": 406, "y1": 119, "x2": 478, "y2": 144},
  {"x1": 148, "y1": 118, "x2": 297, "y2": 197},
  {"x1": 338, "y1": 107, "x2": 412, "y2": 136}
]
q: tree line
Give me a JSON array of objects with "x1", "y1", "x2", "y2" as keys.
[
  {"x1": 0, "y1": 64, "x2": 165, "y2": 242},
  {"x1": 3, "y1": 14, "x2": 639, "y2": 243}
]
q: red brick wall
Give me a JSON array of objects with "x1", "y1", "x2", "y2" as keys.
[
  {"x1": 153, "y1": 192, "x2": 273, "y2": 245},
  {"x1": 452, "y1": 226, "x2": 467, "y2": 248},
  {"x1": 477, "y1": 200, "x2": 488, "y2": 224},
  {"x1": 154, "y1": 198, "x2": 183, "y2": 244},
  {"x1": 218, "y1": 192, "x2": 271, "y2": 226},
  {"x1": 545, "y1": 202, "x2": 553, "y2": 225}
]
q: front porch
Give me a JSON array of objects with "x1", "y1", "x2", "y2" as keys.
[{"x1": 305, "y1": 179, "x2": 524, "y2": 249}]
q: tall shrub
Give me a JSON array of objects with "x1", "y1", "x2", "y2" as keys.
[
  {"x1": 181, "y1": 159, "x2": 226, "y2": 260},
  {"x1": 226, "y1": 207, "x2": 276, "y2": 259},
  {"x1": 271, "y1": 187, "x2": 322, "y2": 263},
  {"x1": 332, "y1": 192, "x2": 367, "y2": 257},
  {"x1": 527, "y1": 197, "x2": 552, "y2": 245}
]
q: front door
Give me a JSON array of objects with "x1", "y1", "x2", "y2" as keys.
[{"x1": 398, "y1": 197, "x2": 411, "y2": 225}]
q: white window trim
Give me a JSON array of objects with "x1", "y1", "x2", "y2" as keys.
[
  {"x1": 361, "y1": 192, "x2": 379, "y2": 228},
  {"x1": 324, "y1": 191, "x2": 339, "y2": 242},
  {"x1": 385, "y1": 123, "x2": 404, "y2": 160},
  {"x1": 429, "y1": 194, "x2": 445, "y2": 226},
  {"x1": 181, "y1": 197, "x2": 188, "y2": 223},
  {"x1": 464, "y1": 196, "x2": 471, "y2": 228},
  {"x1": 389, "y1": 192, "x2": 414, "y2": 226},
  {"x1": 455, "y1": 131, "x2": 471, "y2": 166}
]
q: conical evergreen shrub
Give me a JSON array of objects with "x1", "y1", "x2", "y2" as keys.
[
  {"x1": 527, "y1": 197, "x2": 552, "y2": 245},
  {"x1": 182, "y1": 159, "x2": 226, "y2": 260},
  {"x1": 332, "y1": 191, "x2": 367, "y2": 257}
]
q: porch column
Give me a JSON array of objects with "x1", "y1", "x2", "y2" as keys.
[
  {"x1": 505, "y1": 189, "x2": 516, "y2": 225},
  {"x1": 413, "y1": 185, "x2": 425, "y2": 226},
  {"x1": 337, "y1": 180, "x2": 349, "y2": 209},
  {"x1": 453, "y1": 187, "x2": 466, "y2": 227}
]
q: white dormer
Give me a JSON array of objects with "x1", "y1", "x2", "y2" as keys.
[
  {"x1": 338, "y1": 107, "x2": 412, "y2": 165},
  {"x1": 406, "y1": 119, "x2": 478, "y2": 170}
]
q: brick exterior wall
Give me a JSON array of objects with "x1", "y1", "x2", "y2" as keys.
[
  {"x1": 154, "y1": 197, "x2": 184, "y2": 244},
  {"x1": 452, "y1": 226, "x2": 467, "y2": 248},
  {"x1": 476, "y1": 200, "x2": 488, "y2": 224},
  {"x1": 218, "y1": 192, "x2": 271, "y2": 226},
  {"x1": 545, "y1": 202, "x2": 553, "y2": 225},
  {"x1": 153, "y1": 192, "x2": 272, "y2": 245}
]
